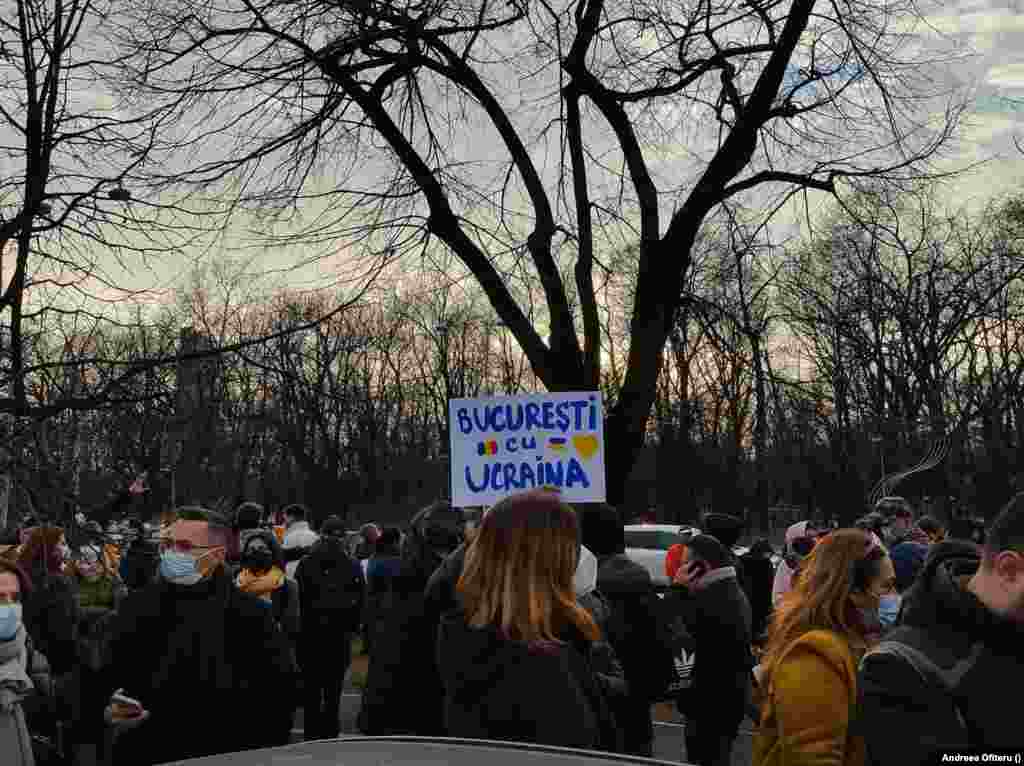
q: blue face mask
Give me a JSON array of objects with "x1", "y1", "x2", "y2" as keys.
[
  {"x1": 0, "y1": 603, "x2": 23, "y2": 641},
  {"x1": 159, "y1": 551, "x2": 203, "y2": 586},
  {"x1": 878, "y1": 593, "x2": 902, "y2": 628}
]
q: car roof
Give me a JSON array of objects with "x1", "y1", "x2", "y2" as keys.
[
  {"x1": 623, "y1": 524, "x2": 696, "y2": 533},
  {"x1": 162, "y1": 736, "x2": 683, "y2": 766}
]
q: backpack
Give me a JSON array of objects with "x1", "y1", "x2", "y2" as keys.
[
  {"x1": 859, "y1": 638, "x2": 982, "y2": 743},
  {"x1": 301, "y1": 550, "x2": 363, "y2": 625}
]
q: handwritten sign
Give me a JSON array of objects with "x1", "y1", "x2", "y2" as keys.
[{"x1": 448, "y1": 392, "x2": 606, "y2": 507}]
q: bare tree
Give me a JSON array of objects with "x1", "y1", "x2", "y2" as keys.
[
  {"x1": 0, "y1": 0, "x2": 206, "y2": 420},
  {"x1": 109, "y1": 0, "x2": 968, "y2": 502}
]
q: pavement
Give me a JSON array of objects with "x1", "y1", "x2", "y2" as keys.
[{"x1": 289, "y1": 657, "x2": 756, "y2": 765}]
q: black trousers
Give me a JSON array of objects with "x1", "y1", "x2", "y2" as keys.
[
  {"x1": 300, "y1": 634, "x2": 352, "y2": 741},
  {"x1": 684, "y1": 718, "x2": 737, "y2": 766}
]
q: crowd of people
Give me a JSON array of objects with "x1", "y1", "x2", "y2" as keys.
[{"x1": 0, "y1": 487, "x2": 1020, "y2": 766}]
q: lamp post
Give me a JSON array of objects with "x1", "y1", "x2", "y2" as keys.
[{"x1": 870, "y1": 433, "x2": 886, "y2": 481}]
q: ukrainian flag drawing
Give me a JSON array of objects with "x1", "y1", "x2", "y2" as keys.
[
  {"x1": 547, "y1": 437, "x2": 568, "y2": 453},
  {"x1": 477, "y1": 439, "x2": 498, "y2": 456}
]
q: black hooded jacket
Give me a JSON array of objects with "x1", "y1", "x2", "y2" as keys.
[
  {"x1": 858, "y1": 540, "x2": 1024, "y2": 762},
  {"x1": 358, "y1": 554, "x2": 452, "y2": 735},
  {"x1": 295, "y1": 536, "x2": 365, "y2": 644},
  {"x1": 663, "y1": 569, "x2": 752, "y2": 731},
  {"x1": 595, "y1": 554, "x2": 674, "y2": 702},
  {"x1": 359, "y1": 506, "x2": 465, "y2": 735}
]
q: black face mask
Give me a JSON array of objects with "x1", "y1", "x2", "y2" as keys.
[{"x1": 242, "y1": 550, "x2": 273, "y2": 573}]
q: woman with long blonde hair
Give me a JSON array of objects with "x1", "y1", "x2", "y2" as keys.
[
  {"x1": 438, "y1": 489, "x2": 620, "y2": 751},
  {"x1": 753, "y1": 529, "x2": 896, "y2": 766}
]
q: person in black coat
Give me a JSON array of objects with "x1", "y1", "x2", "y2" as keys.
[
  {"x1": 88, "y1": 517, "x2": 296, "y2": 765},
  {"x1": 436, "y1": 490, "x2": 624, "y2": 753},
  {"x1": 295, "y1": 515, "x2": 365, "y2": 741},
  {"x1": 738, "y1": 539, "x2": 776, "y2": 646},
  {"x1": 858, "y1": 494, "x2": 1024, "y2": 762},
  {"x1": 580, "y1": 503, "x2": 674, "y2": 757},
  {"x1": 358, "y1": 502, "x2": 464, "y2": 736},
  {"x1": 17, "y1": 526, "x2": 80, "y2": 677},
  {"x1": 664, "y1": 534, "x2": 753, "y2": 766}
]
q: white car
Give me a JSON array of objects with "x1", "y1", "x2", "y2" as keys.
[{"x1": 623, "y1": 524, "x2": 700, "y2": 586}]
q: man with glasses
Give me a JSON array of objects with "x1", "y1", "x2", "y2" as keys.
[
  {"x1": 87, "y1": 512, "x2": 297, "y2": 765},
  {"x1": 858, "y1": 493, "x2": 1024, "y2": 761}
]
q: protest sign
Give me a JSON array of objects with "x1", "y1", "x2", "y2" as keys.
[{"x1": 448, "y1": 391, "x2": 606, "y2": 507}]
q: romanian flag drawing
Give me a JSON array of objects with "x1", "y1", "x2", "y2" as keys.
[{"x1": 477, "y1": 439, "x2": 499, "y2": 456}]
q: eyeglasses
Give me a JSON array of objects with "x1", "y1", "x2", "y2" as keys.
[{"x1": 160, "y1": 539, "x2": 220, "y2": 554}]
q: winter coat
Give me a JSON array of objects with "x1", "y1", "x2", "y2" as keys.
[
  {"x1": 753, "y1": 629, "x2": 866, "y2": 766},
  {"x1": 739, "y1": 552, "x2": 775, "y2": 644},
  {"x1": 591, "y1": 553, "x2": 673, "y2": 757},
  {"x1": 423, "y1": 544, "x2": 467, "y2": 624},
  {"x1": 595, "y1": 553, "x2": 673, "y2": 702},
  {"x1": 265, "y1": 577, "x2": 301, "y2": 646},
  {"x1": 0, "y1": 628, "x2": 53, "y2": 766},
  {"x1": 437, "y1": 613, "x2": 621, "y2": 752},
  {"x1": 84, "y1": 568, "x2": 296, "y2": 765},
  {"x1": 294, "y1": 539, "x2": 365, "y2": 659},
  {"x1": 22, "y1": 571, "x2": 79, "y2": 676},
  {"x1": 858, "y1": 540, "x2": 1024, "y2": 763},
  {"x1": 358, "y1": 566, "x2": 447, "y2": 736},
  {"x1": 664, "y1": 567, "x2": 753, "y2": 732}
]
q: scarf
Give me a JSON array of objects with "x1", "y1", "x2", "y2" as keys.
[
  {"x1": 0, "y1": 627, "x2": 32, "y2": 713},
  {"x1": 691, "y1": 566, "x2": 738, "y2": 592},
  {"x1": 236, "y1": 566, "x2": 285, "y2": 601}
]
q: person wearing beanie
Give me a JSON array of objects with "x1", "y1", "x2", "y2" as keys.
[
  {"x1": 581, "y1": 504, "x2": 676, "y2": 757},
  {"x1": 702, "y1": 513, "x2": 744, "y2": 550}
]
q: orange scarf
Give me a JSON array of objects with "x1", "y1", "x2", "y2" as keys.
[{"x1": 236, "y1": 566, "x2": 285, "y2": 601}]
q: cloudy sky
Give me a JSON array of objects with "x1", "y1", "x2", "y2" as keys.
[
  {"x1": 896, "y1": 0, "x2": 1024, "y2": 205},
  {"x1": 6, "y1": 0, "x2": 1024, "y2": 320}
]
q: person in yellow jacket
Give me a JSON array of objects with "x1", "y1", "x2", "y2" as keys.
[{"x1": 753, "y1": 529, "x2": 896, "y2": 766}]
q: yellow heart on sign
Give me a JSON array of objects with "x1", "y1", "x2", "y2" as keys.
[{"x1": 572, "y1": 435, "x2": 600, "y2": 461}]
